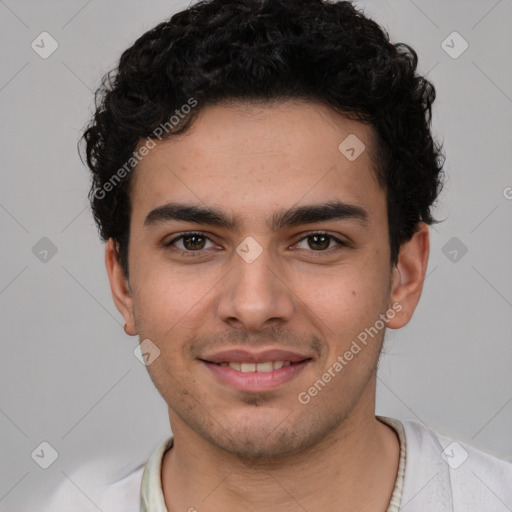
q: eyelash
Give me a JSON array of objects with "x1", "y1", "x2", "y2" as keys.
[{"x1": 163, "y1": 231, "x2": 348, "y2": 258}]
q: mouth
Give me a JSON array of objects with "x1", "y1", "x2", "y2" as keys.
[
  {"x1": 199, "y1": 351, "x2": 313, "y2": 392},
  {"x1": 210, "y1": 360, "x2": 300, "y2": 371}
]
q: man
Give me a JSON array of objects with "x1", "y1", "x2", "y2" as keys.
[{"x1": 47, "y1": 0, "x2": 512, "y2": 510}]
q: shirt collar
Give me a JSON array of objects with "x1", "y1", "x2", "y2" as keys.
[{"x1": 140, "y1": 437, "x2": 173, "y2": 512}]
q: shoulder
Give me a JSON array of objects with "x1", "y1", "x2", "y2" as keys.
[
  {"x1": 96, "y1": 465, "x2": 145, "y2": 512},
  {"x1": 400, "y1": 418, "x2": 512, "y2": 510},
  {"x1": 39, "y1": 459, "x2": 145, "y2": 512}
]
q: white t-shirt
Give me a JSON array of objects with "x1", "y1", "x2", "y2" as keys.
[{"x1": 41, "y1": 416, "x2": 512, "y2": 511}]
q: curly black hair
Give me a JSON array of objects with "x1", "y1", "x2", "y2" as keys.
[{"x1": 81, "y1": 0, "x2": 444, "y2": 277}]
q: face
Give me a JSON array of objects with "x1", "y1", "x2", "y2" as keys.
[{"x1": 107, "y1": 100, "x2": 428, "y2": 458}]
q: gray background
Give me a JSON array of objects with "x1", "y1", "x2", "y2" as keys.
[{"x1": 1, "y1": 0, "x2": 511, "y2": 510}]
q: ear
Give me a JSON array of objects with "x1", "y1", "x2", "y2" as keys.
[
  {"x1": 105, "y1": 238, "x2": 137, "y2": 336},
  {"x1": 386, "y1": 223, "x2": 430, "y2": 329}
]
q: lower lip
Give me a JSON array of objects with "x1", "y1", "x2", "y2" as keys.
[{"x1": 202, "y1": 360, "x2": 310, "y2": 392}]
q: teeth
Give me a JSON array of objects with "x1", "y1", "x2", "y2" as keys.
[
  {"x1": 225, "y1": 361, "x2": 291, "y2": 372},
  {"x1": 240, "y1": 363, "x2": 256, "y2": 372},
  {"x1": 256, "y1": 361, "x2": 273, "y2": 372}
]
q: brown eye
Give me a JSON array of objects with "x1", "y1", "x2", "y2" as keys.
[
  {"x1": 307, "y1": 234, "x2": 331, "y2": 250},
  {"x1": 164, "y1": 232, "x2": 216, "y2": 253},
  {"x1": 293, "y1": 232, "x2": 347, "y2": 254},
  {"x1": 182, "y1": 234, "x2": 206, "y2": 250}
]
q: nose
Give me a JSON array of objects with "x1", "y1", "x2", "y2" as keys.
[{"x1": 216, "y1": 243, "x2": 294, "y2": 332}]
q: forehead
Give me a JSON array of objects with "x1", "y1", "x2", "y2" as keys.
[{"x1": 130, "y1": 100, "x2": 385, "y2": 226}]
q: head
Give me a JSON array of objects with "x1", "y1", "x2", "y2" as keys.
[{"x1": 82, "y1": 0, "x2": 444, "y2": 458}]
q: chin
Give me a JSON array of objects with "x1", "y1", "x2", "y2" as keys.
[
  {"x1": 205, "y1": 413, "x2": 317, "y2": 460},
  {"x1": 218, "y1": 432, "x2": 301, "y2": 459}
]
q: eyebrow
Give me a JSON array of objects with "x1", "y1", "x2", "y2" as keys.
[{"x1": 143, "y1": 200, "x2": 368, "y2": 231}]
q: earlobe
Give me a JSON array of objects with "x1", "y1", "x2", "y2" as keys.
[
  {"x1": 105, "y1": 238, "x2": 137, "y2": 336},
  {"x1": 386, "y1": 223, "x2": 430, "y2": 330}
]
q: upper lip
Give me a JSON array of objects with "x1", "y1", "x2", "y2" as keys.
[{"x1": 200, "y1": 348, "x2": 312, "y2": 364}]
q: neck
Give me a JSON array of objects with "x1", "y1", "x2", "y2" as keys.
[{"x1": 161, "y1": 396, "x2": 399, "y2": 512}]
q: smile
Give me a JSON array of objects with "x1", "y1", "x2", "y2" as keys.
[
  {"x1": 202, "y1": 359, "x2": 311, "y2": 392},
  {"x1": 216, "y1": 361, "x2": 292, "y2": 372}
]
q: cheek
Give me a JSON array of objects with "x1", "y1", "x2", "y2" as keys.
[
  {"x1": 130, "y1": 258, "x2": 222, "y2": 341},
  {"x1": 294, "y1": 258, "x2": 387, "y2": 310},
  {"x1": 291, "y1": 260, "x2": 391, "y2": 352}
]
